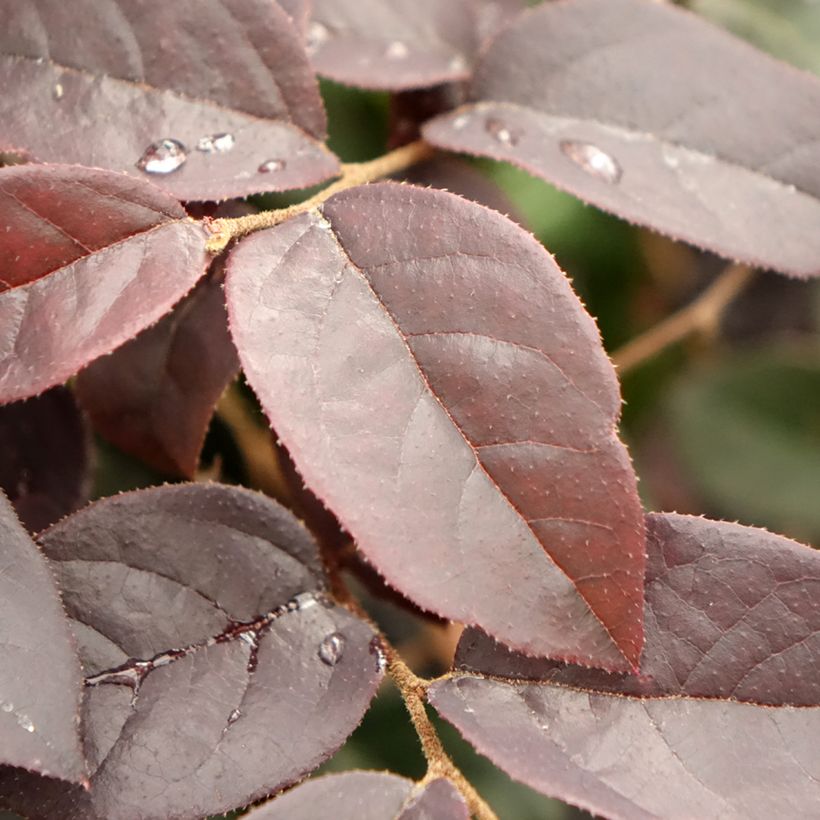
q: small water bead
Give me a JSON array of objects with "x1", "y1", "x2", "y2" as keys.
[
  {"x1": 559, "y1": 140, "x2": 621, "y2": 184},
  {"x1": 385, "y1": 40, "x2": 409, "y2": 60},
  {"x1": 258, "y1": 158, "x2": 286, "y2": 173},
  {"x1": 448, "y1": 54, "x2": 467, "y2": 73},
  {"x1": 306, "y1": 21, "x2": 330, "y2": 55},
  {"x1": 53, "y1": 82, "x2": 64, "y2": 100},
  {"x1": 18, "y1": 715, "x2": 35, "y2": 733},
  {"x1": 485, "y1": 117, "x2": 519, "y2": 146},
  {"x1": 318, "y1": 632, "x2": 346, "y2": 666},
  {"x1": 196, "y1": 132, "x2": 235, "y2": 153},
  {"x1": 452, "y1": 114, "x2": 470, "y2": 131},
  {"x1": 228, "y1": 708, "x2": 241, "y2": 725},
  {"x1": 136, "y1": 138, "x2": 187, "y2": 175}
]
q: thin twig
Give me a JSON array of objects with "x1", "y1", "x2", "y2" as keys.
[
  {"x1": 612, "y1": 263, "x2": 754, "y2": 374},
  {"x1": 206, "y1": 140, "x2": 436, "y2": 253},
  {"x1": 332, "y1": 583, "x2": 497, "y2": 820}
]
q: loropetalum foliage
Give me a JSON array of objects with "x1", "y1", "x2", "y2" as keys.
[{"x1": 0, "y1": 1, "x2": 817, "y2": 819}]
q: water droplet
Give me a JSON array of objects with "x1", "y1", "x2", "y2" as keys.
[
  {"x1": 1, "y1": 702, "x2": 13, "y2": 713},
  {"x1": 306, "y1": 21, "x2": 330, "y2": 55},
  {"x1": 485, "y1": 117, "x2": 519, "y2": 146},
  {"x1": 318, "y1": 632, "x2": 346, "y2": 666},
  {"x1": 559, "y1": 140, "x2": 621, "y2": 184},
  {"x1": 239, "y1": 631, "x2": 257, "y2": 648},
  {"x1": 452, "y1": 114, "x2": 470, "y2": 131},
  {"x1": 258, "y1": 158, "x2": 285, "y2": 173},
  {"x1": 53, "y1": 83, "x2": 64, "y2": 100},
  {"x1": 287, "y1": 591, "x2": 318, "y2": 612},
  {"x1": 449, "y1": 54, "x2": 467, "y2": 73},
  {"x1": 228, "y1": 708, "x2": 241, "y2": 725},
  {"x1": 136, "y1": 139, "x2": 187, "y2": 175},
  {"x1": 196, "y1": 132, "x2": 235, "y2": 153},
  {"x1": 18, "y1": 715, "x2": 35, "y2": 733},
  {"x1": 385, "y1": 41, "x2": 409, "y2": 60}
]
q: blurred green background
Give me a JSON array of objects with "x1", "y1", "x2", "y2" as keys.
[{"x1": 84, "y1": 3, "x2": 820, "y2": 818}]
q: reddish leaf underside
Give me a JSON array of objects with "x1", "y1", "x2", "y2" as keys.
[
  {"x1": 0, "y1": 163, "x2": 209, "y2": 403},
  {"x1": 226, "y1": 182, "x2": 645, "y2": 671},
  {"x1": 0, "y1": 386, "x2": 90, "y2": 532},
  {"x1": 429, "y1": 513, "x2": 820, "y2": 819},
  {"x1": 423, "y1": 0, "x2": 820, "y2": 278},
  {"x1": 75, "y1": 273, "x2": 239, "y2": 478},
  {"x1": 246, "y1": 771, "x2": 469, "y2": 819},
  {"x1": 306, "y1": 0, "x2": 478, "y2": 90},
  {"x1": 0, "y1": 484, "x2": 383, "y2": 820},
  {"x1": 0, "y1": 492, "x2": 86, "y2": 783},
  {"x1": 0, "y1": 0, "x2": 339, "y2": 199}
]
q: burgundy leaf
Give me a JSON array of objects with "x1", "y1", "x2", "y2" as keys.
[
  {"x1": 246, "y1": 771, "x2": 469, "y2": 819},
  {"x1": 0, "y1": 386, "x2": 90, "y2": 532},
  {"x1": 0, "y1": 492, "x2": 85, "y2": 783},
  {"x1": 0, "y1": 164, "x2": 209, "y2": 403},
  {"x1": 0, "y1": 0, "x2": 339, "y2": 200},
  {"x1": 226, "y1": 182, "x2": 645, "y2": 671},
  {"x1": 75, "y1": 273, "x2": 239, "y2": 478},
  {"x1": 0, "y1": 484, "x2": 382, "y2": 820},
  {"x1": 423, "y1": 0, "x2": 820, "y2": 278},
  {"x1": 429, "y1": 513, "x2": 820, "y2": 819},
  {"x1": 306, "y1": 0, "x2": 478, "y2": 90}
]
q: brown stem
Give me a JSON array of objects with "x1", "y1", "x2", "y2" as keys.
[
  {"x1": 206, "y1": 139, "x2": 436, "y2": 253},
  {"x1": 612, "y1": 263, "x2": 754, "y2": 374}
]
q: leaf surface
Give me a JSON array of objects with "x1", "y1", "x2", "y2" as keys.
[
  {"x1": 76, "y1": 274, "x2": 239, "y2": 478},
  {"x1": 307, "y1": 0, "x2": 478, "y2": 90},
  {"x1": 0, "y1": 484, "x2": 382, "y2": 820},
  {"x1": 0, "y1": 492, "x2": 86, "y2": 783},
  {"x1": 246, "y1": 771, "x2": 468, "y2": 819},
  {"x1": 226, "y1": 182, "x2": 645, "y2": 671},
  {"x1": 430, "y1": 513, "x2": 820, "y2": 819},
  {"x1": 423, "y1": 0, "x2": 820, "y2": 277},
  {"x1": 0, "y1": 0, "x2": 338, "y2": 199},
  {"x1": 0, "y1": 164, "x2": 209, "y2": 403},
  {"x1": 0, "y1": 387, "x2": 90, "y2": 532}
]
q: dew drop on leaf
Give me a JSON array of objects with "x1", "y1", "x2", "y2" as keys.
[
  {"x1": 385, "y1": 41, "x2": 409, "y2": 60},
  {"x1": 196, "y1": 133, "x2": 235, "y2": 153},
  {"x1": 307, "y1": 21, "x2": 330, "y2": 55},
  {"x1": 318, "y1": 632, "x2": 346, "y2": 666},
  {"x1": 258, "y1": 158, "x2": 286, "y2": 173},
  {"x1": 559, "y1": 140, "x2": 622, "y2": 184},
  {"x1": 53, "y1": 83, "x2": 64, "y2": 100},
  {"x1": 485, "y1": 117, "x2": 519, "y2": 146},
  {"x1": 136, "y1": 138, "x2": 188, "y2": 174}
]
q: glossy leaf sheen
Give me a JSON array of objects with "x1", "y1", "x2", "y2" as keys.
[
  {"x1": 423, "y1": 0, "x2": 820, "y2": 277},
  {"x1": 246, "y1": 771, "x2": 468, "y2": 819},
  {"x1": 0, "y1": 387, "x2": 90, "y2": 532},
  {"x1": 430, "y1": 513, "x2": 820, "y2": 819},
  {"x1": 226, "y1": 182, "x2": 645, "y2": 671},
  {"x1": 76, "y1": 275, "x2": 239, "y2": 478},
  {"x1": 307, "y1": 0, "x2": 477, "y2": 90},
  {"x1": 5, "y1": 484, "x2": 382, "y2": 820},
  {"x1": 0, "y1": 492, "x2": 85, "y2": 782},
  {"x1": 0, "y1": 164, "x2": 209, "y2": 403},
  {"x1": 0, "y1": 0, "x2": 339, "y2": 199}
]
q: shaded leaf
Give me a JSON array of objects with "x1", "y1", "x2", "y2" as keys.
[
  {"x1": 0, "y1": 0, "x2": 338, "y2": 199},
  {"x1": 430, "y1": 513, "x2": 820, "y2": 819},
  {"x1": 0, "y1": 492, "x2": 85, "y2": 783},
  {"x1": 306, "y1": 0, "x2": 478, "y2": 90},
  {"x1": 76, "y1": 274, "x2": 239, "y2": 478},
  {"x1": 666, "y1": 346, "x2": 820, "y2": 544},
  {"x1": 226, "y1": 182, "x2": 645, "y2": 671},
  {"x1": 247, "y1": 771, "x2": 468, "y2": 819},
  {"x1": 423, "y1": 0, "x2": 820, "y2": 278},
  {"x1": 0, "y1": 164, "x2": 209, "y2": 403},
  {"x1": 1, "y1": 484, "x2": 382, "y2": 820},
  {"x1": 0, "y1": 387, "x2": 90, "y2": 532}
]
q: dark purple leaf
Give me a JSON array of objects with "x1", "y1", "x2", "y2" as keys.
[
  {"x1": 429, "y1": 513, "x2": 820, "y2": 819},
  {"x1": 0, "y1": 0, "x2": 339, "y2": 199},
  {"x1": 306, "y1": 0, "x2": 478, "y2": 90},
  {"x1": 0, "y1": 386, "x2": 90, "y2": 532},
  {"x1": 75, "y1": 273, "x2": 239, "y2": 478},
  {"x1": 0, "y1": 164, "x2": 209, "y2": 403},
  {"x1": 246, "y1": 771, "x2": 468, "y2": 819},
  {"x1": 423, "y1": 0, "x2": 820, "y2": 278},
  {"x1": 0, "y1": 492, "x2": 85, "y2": 783},
  {"x1": 0, "y1": 484, "x2": 382, "y2": 820},
  {"x1": 226, "y1": 182, "x2": 645, "y2": 671}
]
